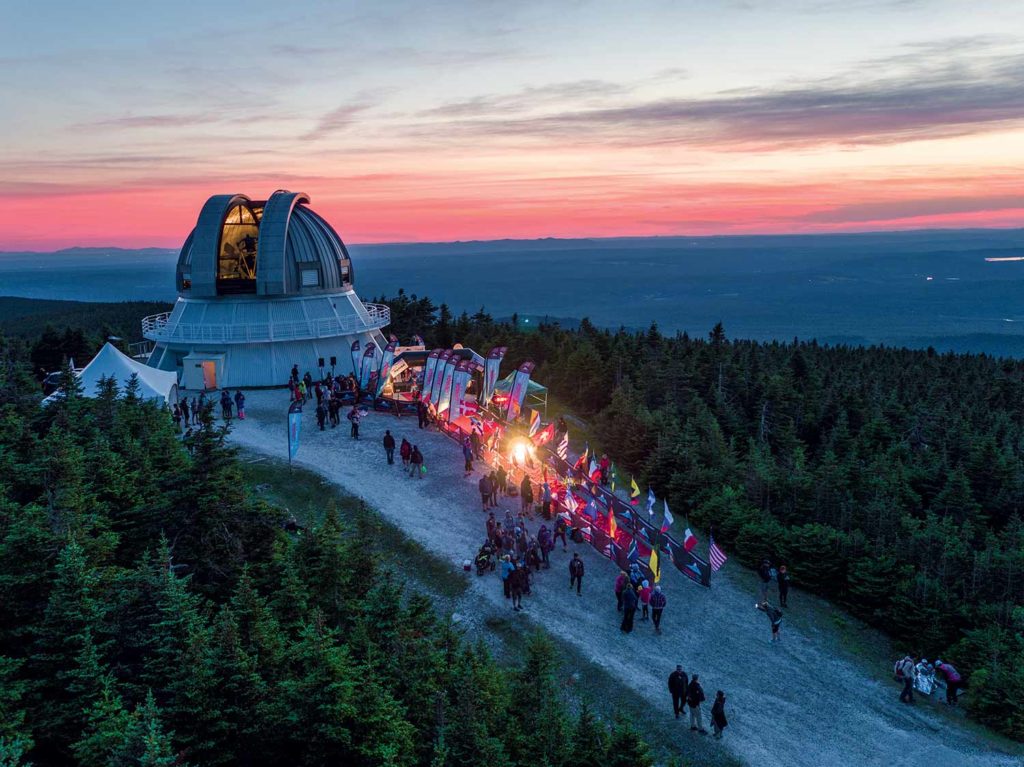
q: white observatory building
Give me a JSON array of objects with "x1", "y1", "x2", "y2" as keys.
[{"x1": 143, "y1": 190, "x2": 389, "y2": 388}]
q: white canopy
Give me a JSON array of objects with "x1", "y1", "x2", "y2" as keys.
[{"x1": 45, "y1": 343, "x2": 178, "y2": 405}]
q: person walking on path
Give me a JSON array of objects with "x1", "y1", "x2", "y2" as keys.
[
  {"x1": 650, "y1": 585, "x2": 667, "y2": 633},
  {"x1": 382, "y1": 430, "x2": 396, "y2": 464},
  {"x1": 569, "y1": 553, "x2": 584, "y2": 596},
  {"x1": 486, "y1": 512, "x2": 497, "y2": 543},
  {"x1": 316, "y1": 401, "x2": 327, "y2": 431},
  {"x1": 639, "y1": 580, "x2": 652, "y2": 621},
  {"x1": 935, "y1": 660, "x2": 963, "y2": 706},
  {"x1": 400, "y1": 438, "x2": 412, "y2": 467},
  {"x1": 463, "y1": 439, "x2": 474, "y2": 477},
  {"x1": 487, "y1": 471, "x2": 499, "y2": 508},
  {"x1": 777, "y1": 564, "x2": 790, "y2": 608},
  {"x1": 479, "y1": 474, "x2": 493, "y2": 511},
  {"x1": 687, "y1": 675, "x2": 708, "y2": 734},
  {"x1": 496, "y1": 465, "x2": 508, "y2": 497},
  {"x1": 615, "y1": 570, "x2": 628, "y2": 612},
  {"x1": 347, "y1": 405, "x2": 361, "y2": 438},
  {"x1": 538, "y1": 525, "x2": 553, "y2": 568},
  {"x1": 328, "y1": 397, "x2": 340, "y2": 428},
  {"x1": 416, "y1": 399, "x2": 428, "y2": 429},
  {"x1": 756, "y1": 601, "x2": 784, "y2": 643},
  {"x1": 233, "y1": 390, "x2": 246, "y2": 419},
  {"x1": 553, "y1": 515, "x2": 568, "y2": 552},
  {"x1": 510, "y1": 563, "x2": 524, "y2": 611},
  {"x1": 896, "y1": 655, "x2": 916, "y2": 704},
  {"x1": 621, "y1": 584, "x2": 638, "y2": 633},
  {"x1": 668, "y1": 666, "x2": 689, "y2": 720},
  {"x1": 711, "y1": 691, "x2": 728, "y2": 740},
  {"x1": 520, "y1": 475, "x2": 534, "y2": 514},
  {"x1": 409, "y1": 445, "x2": 424, "y2": 478}
]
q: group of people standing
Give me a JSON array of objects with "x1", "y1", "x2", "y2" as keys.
[
  {"x1": 615, "y1": 564, "x2": 668, "y2": 634},
  {"x1": 172, "y1": 389, "x2": 245, "y2": 430},
  {"x1": 668, "y1": 666, "x2": 728, "y2": 739},
  {"x1": 894, "y1": 654, "x2": 963, "y2": 706}
]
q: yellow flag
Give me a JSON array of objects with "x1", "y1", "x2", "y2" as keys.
[
  {"x1": 650, "y1": 547, "x2": 661, "y2": 583},
  {"x1": 630, "y1": 476, "x2": 641, "y2": 500}
]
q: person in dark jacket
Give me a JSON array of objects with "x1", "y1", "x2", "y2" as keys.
[
  {"x1": 328, "y1": 397, "x2": 340, "y2": 427},
  {"x1": 650, "y1": 585, "x2": 667, "y2": 634},
  {"x1": 553, "y1": 515, "x2": 568, "y2": 551},
  {"x1": 409, "y1": 445, "x2": 424, "y2": 478},
  {"x1": 757, "y1": 559, "x2": 774, "y2": 601},
  {"x1": 537, "y1": 525, "x2": 553, "y2": 567},
  {"x1": 711, "y1": 691, "x2": 728, "y2": 739},
  {"x1": 686, "y1": 675, "x2": 707, "y2": 733},
  {"x1": 416, "y1": 399, "x2": 428, "y2": 429},
  {"x1": 668, "y1": 665, "x2": 689, "y2": 719},
  {"x1": 621, "y1": 584, "x2": 638, "y2": 633},
  {"x1": 233, "y1": 390, "x2": 246, "y2": 419},
  {"x1": 314, "y1": 401, "x2": 325, "y2": 431},
  {"x1": 777, "y1": 564, "x2": 790, "y2": 608},
  {"x1": 569, "y1": 552, "x2": 584, "y2": 596},
  {"x1": 520, "y1": 475, "x2": 534, "y2": 514},
  {"x1": 486, "y1": 511, "x2": 497, "y2": 542},
  {"x1": 382, "y1": 430, "x2": 396, "y2": 464},
  {"x1": 510, "y1": 564, "x2": 524, "y2": 611},
  {"x1": 479, "y1": 474, "x2": 493, "y2": 511},
  {"x1": 348, "y1": 405, "x2": 360, "y2": 438},
  {"x1": 220, "y1": 390, "x2": 233, "y2": 421}
]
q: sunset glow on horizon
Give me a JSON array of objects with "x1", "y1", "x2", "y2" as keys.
[{"x1": 1, "y1": 0, "x2": 1023, "y2": 251}]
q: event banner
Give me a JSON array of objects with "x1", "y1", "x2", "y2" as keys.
[
  {"x1": 287, "y1": 401, "x2": 302, "y2": 462},
  {"x1": 430, "y1": 350, "x2": 453, "y2": 407},
  {"x1": 448, "y1": 360, "x2": 473, "y2": 422},
  {"x1": 376, "y1": 341, "x2": 397, "y2": 396},
  {"x1": 360, "y1": 342, "x2": 377, "y2": 388},
  {"x1": 436, "y1": 355, "x2": 458, "y2": 416},
  {"x1": 666, "y1": 540, "x2": 712, "y2": 587},
  {"x1": 505, "y1": 360, "x2": 536, "y2": 421},
  {"x1": 482, "y1": 346, "x2": 507, "y2": 405},
  {"x1": 349, "y1": 340, "x2": 361, "y2": 376},
  {"x1": 420, "y1": 349, "x2": 442, "y2": 402}
]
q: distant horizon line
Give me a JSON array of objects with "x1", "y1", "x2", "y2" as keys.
[{"x1": 2, "y1": 222, "x2": 1022, "y2": 255}]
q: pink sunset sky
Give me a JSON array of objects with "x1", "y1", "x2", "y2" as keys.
[{"x1": 1, "y1": 0, "x2": 1022, "y2": 251}]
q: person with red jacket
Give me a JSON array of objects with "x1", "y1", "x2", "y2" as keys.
[{"x1": 639, "y1": 580, "x2": 653, "y2": 621}]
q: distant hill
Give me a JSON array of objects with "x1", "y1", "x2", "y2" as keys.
[{"x1": 0, "y1": 296, "x2": 171, "y2": 342}]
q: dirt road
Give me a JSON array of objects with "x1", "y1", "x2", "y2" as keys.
[{"x1": 230, "y1": 391, "x2": 1016, "y2": 767}]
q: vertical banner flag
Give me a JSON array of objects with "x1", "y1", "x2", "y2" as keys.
[
  {"x1": 420, "y1": 349, "x2": 442, "y2": 402},
  {"x1": 448, "y1": 360, "x2": 473, "y2": 422},
  {"x1": 649, "y1": 546, "x2": 661, "y2": 583},
  {"x1": 630, "y1": 476, "x2": 641, "y2": 506},
  {"x1": 682, "y1": 528, "x2": 698, "y2": 552},
  {"x1": 660, "y1": 501, "x2": 674, "y2": 533},
  {"x1": 349, "y1": 340, "x2": 361, "y2": 376},
  {"x1": 360, "y1": 342, "x2": 377, "y2": 388},
  {"x1": 708, "y1": 535, "x2": 728, "y2": 572},
  {"x1": 528, "y1": 409, "x2": 541, "y2": 437},
  {"x1": 506, "y1": 360, "x2": 535, "y2": 421},
  {"x1": 376, "y1": 341, "x2": 397, "y2": 396},
  {"x1": 482, "y1": 346, "x2": 507, "y2": 405},
  {"x1": 429, "y1": 350, "x2": 453, "y2": 407},
  {"x1": 436, "y1": 354, "x2": 458, "y2": 416},
  {"x1": 557, "y1": 430, "x2": 569, "y2": 460},
  {"x1": 647, "y1": 488, "x2": 657, "y2": 516},
  {"x1": 287, "y1": 402, "x2": 302, "y2": 462}
]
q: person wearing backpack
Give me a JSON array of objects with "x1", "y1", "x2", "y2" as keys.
[
  {"x1": 569, "y1": 552, "x2": 585, "y2": 596},
  {"x1": 686, "y1": 674, "x2": 707, "y2": 734},
  {"x1": 895, "y1": 655, "x2": 916, "y2": 704}
]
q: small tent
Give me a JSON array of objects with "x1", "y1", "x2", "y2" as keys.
[{"x1": 44, "y1": 342, "x2": 179, "y2": 405}]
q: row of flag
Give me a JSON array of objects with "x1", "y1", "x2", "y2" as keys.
[{"x1": 546, "y1": 424, "x2": 730, "y2": 578}]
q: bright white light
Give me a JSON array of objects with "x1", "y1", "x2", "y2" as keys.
[{"x1": 512, "y1": 441, "x2": 529, "y2": 463}]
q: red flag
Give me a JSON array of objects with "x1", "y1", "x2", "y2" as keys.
[
  {"x1": 532, "y1": 422, "x2": 555, "y2": 446},
  {"x1": 683, "y1": 528, "x2": 698, "y2": 552}
]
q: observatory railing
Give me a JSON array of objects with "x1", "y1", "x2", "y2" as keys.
[{"x1": 142, "y1": 303, "x2": 390, "y2": 344}]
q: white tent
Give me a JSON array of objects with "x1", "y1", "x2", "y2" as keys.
[{"x1": 44, "y1": 342, "x2": 179, "y2": 405}]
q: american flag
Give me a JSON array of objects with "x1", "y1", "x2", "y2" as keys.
[
  {"x1": 556, "y1": 431, "x2": 569, "y2": 460},
  {"x1": 708, "y1": 535, "x2": 728, "y2": 572}
]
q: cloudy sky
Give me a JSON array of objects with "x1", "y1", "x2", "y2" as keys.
[{"x1": 1, "y1": 0, "x2": 1022, "y2": 249}]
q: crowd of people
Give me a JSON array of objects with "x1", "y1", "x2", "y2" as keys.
[
  {"x1": 172, "y1": 389, "x2": 246, "y2": 431},
  {"x1": 894, "y1": 654, "x2": 963, "y2": 706}
]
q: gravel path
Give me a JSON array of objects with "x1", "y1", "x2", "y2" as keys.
[{"x1": 229, "y1": 391, "x2": 1015, "y2": 767}]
